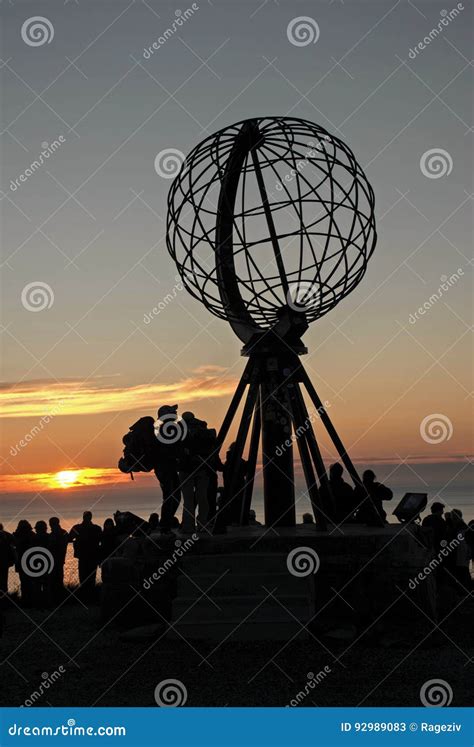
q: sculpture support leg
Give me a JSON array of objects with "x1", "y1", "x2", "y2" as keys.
[
  {"x1": 240, "y1": 392, "x2": 261, "y2": 526},
  {"x1": 287, "y1": 382, "x2": 327, "y2": 530},
  {"x1": 260, "y1": 360, "x2": 296, "y2": 528},
  {"x1": 214, "y1": 361, "x2": 260, "y2": 532},
  {"x1": 299, "y1": 367, "x2": 362, "y2": 489}
]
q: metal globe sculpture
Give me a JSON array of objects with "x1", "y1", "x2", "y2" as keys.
[
  {"x1": 167, "y1": 117, "x2": 376, "y2": 343},
  {"x1": 166, "y1": 117, "x2": 380, "y2": 531}
]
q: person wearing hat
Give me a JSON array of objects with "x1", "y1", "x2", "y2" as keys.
[{"x1": 155, "y1": 404, "x2": 182, "y2": 532}]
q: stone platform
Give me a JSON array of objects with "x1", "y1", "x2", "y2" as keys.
[{"x1": 164, "y1": 523, "x2": 437, "y2": 641}]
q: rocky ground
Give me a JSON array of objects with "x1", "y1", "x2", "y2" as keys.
[{"x1": 0, "y1": 582, "x2": 472, "y2": 708}]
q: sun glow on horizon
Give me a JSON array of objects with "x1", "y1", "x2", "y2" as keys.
[{"x1": 54, "y1": 470, "x2": 80, "y2": 489}]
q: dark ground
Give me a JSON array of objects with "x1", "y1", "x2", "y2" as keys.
[{"x1": 1, "y1": 587, "x2": 472, "y2": 708}]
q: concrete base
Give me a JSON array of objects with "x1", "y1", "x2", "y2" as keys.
[{"x1": 165, "y1": 523, "x2": 437, "y2": 642}]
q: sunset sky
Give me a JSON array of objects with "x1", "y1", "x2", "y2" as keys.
[{"x1": 1, "y1": 0, "x2": 472, "y2": 513}]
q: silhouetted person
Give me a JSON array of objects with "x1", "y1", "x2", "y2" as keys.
[
  {"x1": 422, "y1": 502, "x2": 447, "y2": 551},
  {"x1": 179, "y1": 412, "x2": 215, "y2": 533},
  {"x1": 248, "y1": 509, "x2": 262, "y2": 526},
  {"x1": 449, "y1": 509, "x2": 471, "y2": 591},
  {"x1": 147, "y1": 513, "x2": 160, "y2": 534},
  {"x1": 100, "y1": 518, "x2": 118, "y2": 565},
  {"x1": 0, "y1": 524, "x2": 14, "y2": 606},
  {"x1": 467, "y1": 521, "x2": 474, "y2": 570},
  {"x1": 69, "y1": 511, "x2": 102, "y2": 601},
  {"x1": 32, "y1": 521, "x2": 53, "y2": 608},
  {"x1": 13, "y1": 520, "x2": 35, "y2": 607},
  {"x1": 48, "y1": 517, "x2": 68, "y2": 602},
  {"x1": 329, "y1": 462, "x2": 356, "y2": 522},
  {"x1": 155, "y1": 404, "x2": 182, "y2": 532},
  {"x1": 302, "y1": 512, "x2": 314, "y2": 525},
  {"x1": 222, "y1": 442, "x2": 248, "y2": 526},
  {"x1": 206, "y1": 442, "x2": 223, "y2": 522},
  {"x1": 355, "y1": 470, "x2": 393, "y2": 525}
]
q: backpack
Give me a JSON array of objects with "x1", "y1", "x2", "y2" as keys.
[{"x1": 118, "y1": 416, "x2": 156, "y2": 479}]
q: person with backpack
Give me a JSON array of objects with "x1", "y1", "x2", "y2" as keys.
[
  {"x1": 178, "y1": 412, "x2": 216, "y2": 533},
  {"x1": 154, "y1": 404, "x2": 183, "y2": 532},
  {"x1": 118, "y1": 416, "x2": 157, "y2": 477}
]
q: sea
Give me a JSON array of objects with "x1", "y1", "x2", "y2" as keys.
[{"x1": 3, "y1": 461, "x2": 472, "y2": 591}]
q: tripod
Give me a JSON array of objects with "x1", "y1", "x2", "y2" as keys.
[{"x1": 213, "y1": 336, "x2": 368, "y2": 532}]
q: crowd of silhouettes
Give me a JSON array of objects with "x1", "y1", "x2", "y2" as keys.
[{"x1": 1, "y1": 406, "x2": 472, "y2": 610}]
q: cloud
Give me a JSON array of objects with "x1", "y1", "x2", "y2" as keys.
[{"x1": 1, "y1": 369, "x2": 238, "y2": 419}]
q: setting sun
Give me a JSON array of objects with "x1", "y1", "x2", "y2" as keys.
[{"x1": 54, "y1": 470, "x2": 80, "y2": 489}]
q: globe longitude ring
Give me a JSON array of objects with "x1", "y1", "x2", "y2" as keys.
[{"x1": 166, "y1": 116, "x2": 376, "y2": 345}]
